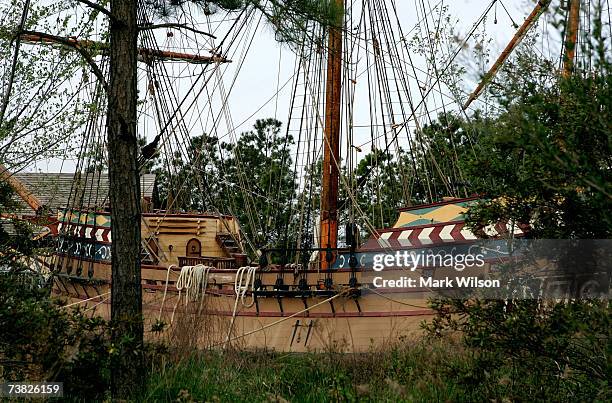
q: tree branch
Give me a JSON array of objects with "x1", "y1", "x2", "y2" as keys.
[
  {"x1": 75, "y1": 0, "x2": 118, "y2": 24},
  {"x1": 21, "y1": 30, "x2": 109, "y2": 94},
  {"x1": 138, "y1": 23, "x2": 216, "y2": 39}
]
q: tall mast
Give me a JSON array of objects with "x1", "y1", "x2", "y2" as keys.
[
  {"x1": 563, "y1": 0, "x2": 581, "y2": 76},
  {"x1": 320, "y1": 0, "x2": 343, "y2": 269}
]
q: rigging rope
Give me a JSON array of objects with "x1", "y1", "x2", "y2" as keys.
[{"x1": 218, "y1": 289, "x2": 349, "y2": 349}]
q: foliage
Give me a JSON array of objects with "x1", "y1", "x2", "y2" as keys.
[
  {"x1": 352, "y1": 149, "x2": 407, "y2": 230},
  {"x1": 219, "y1": 118, "x2": 297, "y2": 249},
  {"x1": 144, "y1": 0, "x2": 342, "y2": 48},
  {"x1": 0, "y1": 273, "x2": 111, "y2": 401},
  {"x1": 458, "y1": 10, "x2": 612, "y2": 238},
  {"x1": 150, "y1": 132, "x2": 222, "y2": 212},
  {"x1": 152, "y1": 118, "x2": 298, "y2": 252},
  {"x1": 457, "y1": 62, "x2": 610, "y2": 238},
  {"x1": 0, "y1": 182, "x2": 36, "y2": 268},
  {"x1": 406, "y1": 112, "x2": 479, "y2": 204},
  {"x1": 0, "y1": 179, "x2": 111, "y2": 400},
  {"x1": 425, "y1": 299, "x2": 610, "y2": 402},
  {"x1": 404, "y1": 29, "x2": 612, "y2": 239},
  {"x1": 423, "y1": 12, "x2": 612, "y2": 403},
  {"x1": 407, "y1": 2, "x2": 468, "y2": 104},
  {"x1": 0, "y1": 0, "x2": 97, "y2": 170}
]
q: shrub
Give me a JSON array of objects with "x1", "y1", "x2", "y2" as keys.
[
  {"x1": 425, "y1": 298, "x2": 611, "y2": 402},
  {"x1": 0, "y1": 272, "x2": 111, "y2": 401}
]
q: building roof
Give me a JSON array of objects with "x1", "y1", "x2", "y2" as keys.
[{"x1": 9, "y1": 172, "x2": 155, "y2": 216}]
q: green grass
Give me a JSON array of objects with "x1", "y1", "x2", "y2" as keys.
[
  {"x1": 141, "y1": 341, "x2": 470, "y2": 402},
  {"x1": 141, "y1": 336, "x2": 609, "y2": 402}
]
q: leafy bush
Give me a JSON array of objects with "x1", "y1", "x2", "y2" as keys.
[
  {"x1": 459, "y1": 38, "x2": 612, "y2": 238},
  {"x1": 0, "y1": 182, "x2": 36, "y2": 268},
  {"x1": 425, "y1": 298, "x2": 610, "y2": 402},
  {"x1": 0, "y1": 273, "x2": 111, "y2": 401}
]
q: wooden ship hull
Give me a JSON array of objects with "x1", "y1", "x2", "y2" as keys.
[{"x1": 41, "y1": 197, "x2": 525, "y2": 352}]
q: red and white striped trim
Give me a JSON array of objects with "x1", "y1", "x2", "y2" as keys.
[
  {"x1": 57, "y1": 222, "x2": 112, "y2": 243},
  {"x1": 367, "y1": 221, "x2": 525, "y2": 249}
]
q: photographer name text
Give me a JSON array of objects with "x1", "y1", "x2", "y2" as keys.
[{"x1": 372, "y1": 276, "x2": 500, "y2": 289}]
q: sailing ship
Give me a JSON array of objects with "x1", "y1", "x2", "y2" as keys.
[{"x1": 1, "y1": 0, "x2": 587, "y2": 351}]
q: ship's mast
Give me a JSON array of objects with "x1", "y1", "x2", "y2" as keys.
[
  {"x1": 320, "y1": 0, "x2": 343, "y2": 269},
  {"x1": 563, "y1": 0, "x2": 581, "y2": 76}
]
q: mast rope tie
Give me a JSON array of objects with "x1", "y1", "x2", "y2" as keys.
[{"x1": 225, "y1": 266, "x2": 257, "y2": 348}]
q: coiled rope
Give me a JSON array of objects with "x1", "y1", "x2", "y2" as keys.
[{"x1": 158, "y1": 264, "x2": 214, "y2": 324}]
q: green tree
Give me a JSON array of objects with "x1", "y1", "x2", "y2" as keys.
[
  {"x1": 0, "y1": 182, "x2": 34, "y2": 269},
  {"x1": 146, "y1": 0, "x2": 341, "y2": 46},
  {"x1": 218, "y1": 119, "x2": 297, "y2": 250},
  {"x1": 151, "y1": 133, "x2": 222, "y2": 212},
  {"x1": 426, "y1": 11, "x2": 612, "y2": 402},
  {"x1": 352, "y1": 149, "x2": 405, "y2": 230},
  {"x1": 462, "y1": 55, "x2": 612, "y2": 238},
  {"x1": 407, "y1": 112, "x2": 478, "y2": 203},
  {"x1": 153, "y1": 119, "x2": 298, "y2": 252},
  {"x1": 0, "y1": 0, "x2": 95, "y2": 169}
]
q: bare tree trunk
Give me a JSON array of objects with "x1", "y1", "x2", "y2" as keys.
[{"x1": 107, "y1": 0, "x2": 144, "y2": 398}]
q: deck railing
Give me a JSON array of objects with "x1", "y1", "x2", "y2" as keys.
[{"x1": 178, "y1": 256, "x2": 235, "y2": 270}]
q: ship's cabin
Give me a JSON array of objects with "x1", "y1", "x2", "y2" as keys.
[{"x1": 141, "y1": 212, "x2": 247, "y2": 269}]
